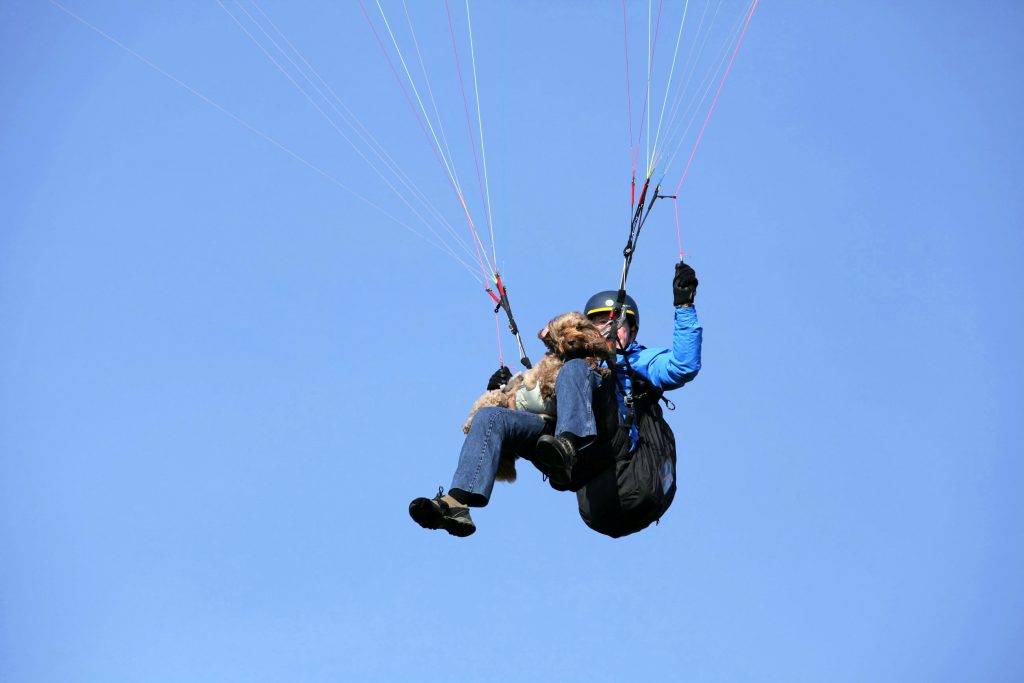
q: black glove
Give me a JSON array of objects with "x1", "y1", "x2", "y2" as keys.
[
  {"x1": 487, "y1": 366, "x2": 513, "y2": 390},
  {"x1": 673, "y1": 261, "x2": 698, "y2": 306}
]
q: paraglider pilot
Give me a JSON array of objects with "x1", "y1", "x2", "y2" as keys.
[{"x1": 409, "y1": 262, "x2": 702, "y2": 538}]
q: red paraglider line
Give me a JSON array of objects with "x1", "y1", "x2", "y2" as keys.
[
  {"x1": 675, "y1": 0, "x2": 759, "y2": 195},
  {"x1": 674, "y1": 197, "x2": 683, "y2": 260},
  {"x1": 445, "y1": 0, "x2": 492, "y2": 248},
  {"x1": 357, "y1": 0, "x2": 491, "y2": 281},
  {"x1": 634, "y1": 0, "x2": 665, "y2": 175},
  {"x1": 494, "y1": 310, "x2": 504, "y2": 366},
  {"x1": 621, "y1": 0, "x2": 635, "y2": 181},
  {"x1": 358, "y1": 3, "x2": 438, "y2": 180}
]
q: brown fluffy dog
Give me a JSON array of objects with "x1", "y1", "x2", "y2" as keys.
[{"x1": 462, "y1": 311, "x2": 612, "y2": 482}]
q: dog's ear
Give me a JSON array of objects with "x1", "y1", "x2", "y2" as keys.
[
  {"x1": 541, "y1": 313, "x2": 564, "y2": 351},
  {"x1": 578, "y1": 318, "x2": 613, "y2": 359},
  {"x1": 591, "y1": 329, "x2": 613, "y2": 359}
]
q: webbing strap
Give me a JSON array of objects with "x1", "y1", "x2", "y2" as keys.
[{"x1": 486, "y1": 274, "x2": 531, "y2": 369}]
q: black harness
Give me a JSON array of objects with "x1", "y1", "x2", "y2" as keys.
[{"x1": 567, "y1": 350, "x2": 680, "y2": 539}]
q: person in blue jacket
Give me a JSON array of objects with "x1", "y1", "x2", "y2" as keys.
[{"x1": 409, "y1": 262, "x2": 702, "y2": 537}]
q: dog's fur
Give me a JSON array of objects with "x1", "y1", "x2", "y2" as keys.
[{"x1": 462, "y1": 311, "x2": 612, "y2": 482}]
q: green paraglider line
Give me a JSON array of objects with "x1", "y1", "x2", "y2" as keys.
[
  {"x1": 675, "y1": 0, "x2": 759, "y2": 195},
  {"x1": 359, "y1": 0, "x2": 495, "y2": 283}
]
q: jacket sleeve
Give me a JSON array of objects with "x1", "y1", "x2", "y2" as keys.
[{"x1": 632, "y1": 306, "x2": 702, "y2": 390}]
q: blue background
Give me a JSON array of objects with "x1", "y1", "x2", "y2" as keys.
[{"x1": 2, "y1": 1, "x2": 1022, "y2": 681}]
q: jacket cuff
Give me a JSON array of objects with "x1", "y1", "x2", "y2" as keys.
[{"x1": 674, "y1": 305, "x2": 698, "y2": 321}]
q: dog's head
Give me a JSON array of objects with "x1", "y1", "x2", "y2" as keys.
[{"x1": 537, "y1": 311, "x2": 613, "y2": 361}]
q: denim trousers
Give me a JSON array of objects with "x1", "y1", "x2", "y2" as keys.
[{"x1": 451, "y1": 359, "x2": 604, "y2": 503}]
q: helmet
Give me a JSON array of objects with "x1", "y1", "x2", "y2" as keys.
[{"x1": 584, "y1": 291, "x2": 640, "y2": 331}]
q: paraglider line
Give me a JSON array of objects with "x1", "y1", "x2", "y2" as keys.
[
  {"x1": 494, "y1": 309, "x2": 504, "y2": 367},
  {"x1": 402, "y1": 0, "x2": 464, "y2": 200},
  {"x1": 46, "y1": 0, "x2": 486, "y2": 283},
  {"x1": 465, "y1": 0, "x2": 498, "y2": 270},
  {"x1": 659, "y1": 0, "x2": 724, "y2": 159},
  {"x1": 445, "y1": 0, "x2": 493, "y2": 269},
  {"x1": 220, "y1": 0, "x2": 484, "y2": 277},
  {"x1": 243, "y1": 0, "x2": 482, "y2": 270},
  {"x1": 660, "y1": 0, "x2": 746, "y2": 176},
  {"x1": 635, "y1": 0, "x2": 665, "y2": 176},
  {"x1": 358, "y1": 0, "x2": 494, "y2": 280},
  {"x1": 372, "y1": 0, "x2": 465, "y2": 199},
  {"x1": 621, "y1": 0, "x2": 636, "y2": 182},
  {"x1": 487, "y1": 277, "x2": 531, "y2": 369},
  {"x1": 649, "y1": 0, "x2": 690, "y2": 170},
  {"x1": 675, "y1": 0, "x2": 759, "y2": 195},
  {"x1": 674, "y1": 197, "x2": 683, "y2": 260}
]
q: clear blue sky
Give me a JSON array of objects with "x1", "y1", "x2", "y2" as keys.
[{"x1": 2, "y1": 2, "x2": 1023, "y2": 681}]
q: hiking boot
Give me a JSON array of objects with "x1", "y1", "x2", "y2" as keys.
[
  {"x1": 535, "y1": 434, "x2": 575, "y2": 490},
  {"x1": 409, "y1": 488, "x2": 476, "y2": 537}
]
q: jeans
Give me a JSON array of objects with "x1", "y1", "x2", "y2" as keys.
[{"x1": 451, "y1": 359, "x2": 605, "y2": 504}]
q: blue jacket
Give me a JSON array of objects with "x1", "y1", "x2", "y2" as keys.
[{"x1": 606, "y1": 306, "x2": 702, "y2": 447}]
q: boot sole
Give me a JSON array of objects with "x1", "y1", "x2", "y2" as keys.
[
  {"x1": 409, "y1": 498, "x2": 476, "y2": 537},
  {"x1": 441, "y1": 516, "x2": 476, "y2": 537},
  {"x1": 409, "y1": 498, "x2": 444, "y2": 529}
]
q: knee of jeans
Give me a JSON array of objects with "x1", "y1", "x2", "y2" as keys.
[
  {"x1": 562, "y1": 358, "x2": 592, "y2": 378},
  {"x1": 561, "y1": 358, "x2": 597, "y2": 384},
  {"x1": 476, "y1": 406, "x2": 505, "y2": 424}
]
